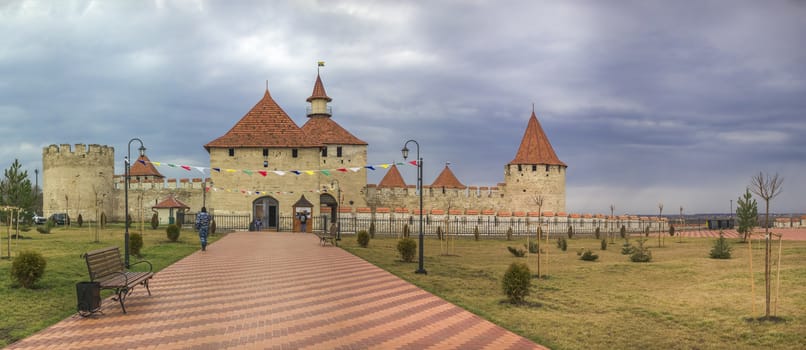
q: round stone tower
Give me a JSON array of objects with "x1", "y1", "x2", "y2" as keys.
[
  {"x1": 42, "y1": 144, "x2": 115, "y2": 221},
  {"x1": 504, "y1": 110, "x2": 567, "y2": 213}
]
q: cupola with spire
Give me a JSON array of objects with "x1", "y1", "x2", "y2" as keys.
[{"x1": 306, "y1": 71, "x2": 332, "y2": 117}]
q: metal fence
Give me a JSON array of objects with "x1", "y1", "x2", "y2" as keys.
[
  {"x1": 182, "y1": 213, "x2": 252, "y2": 230},
  {"x1": 179, "y1": 213, "x2": 690, "y2": 239},
  {"x1": 308, "y1": 215, "x2": 674, "y2": 239}
]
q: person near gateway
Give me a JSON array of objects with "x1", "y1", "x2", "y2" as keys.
[
  {"x1": 298, "y1": 210, "x2": 309, "y2": 232},
  {"x1": 195, "y1": 207, "x2": 211, "y2": 251}
]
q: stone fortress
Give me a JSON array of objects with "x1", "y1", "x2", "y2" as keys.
[{"x1": 43, "y1": 70, "x2": 611, "y2": 232}]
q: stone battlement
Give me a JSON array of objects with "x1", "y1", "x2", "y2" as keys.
[
  {"x1": 113, "y1": 176, "x2": 210, "y2": 190},
  {"x1": 44, "y1": 143, "x2": 114, "y2": 156}
]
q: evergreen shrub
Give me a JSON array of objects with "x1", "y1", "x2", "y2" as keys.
[
  {"x1": 151, "y1": 213, "x2": 159, "y2": 229},
  {"x1": 556, "y1": 237, "x2": 568, "y2": 251},
  {"x1": 630, "y1": 238, "x2": 652, "y2": 262},
  {"x1": 166, "y1": 224, "x2": 180, "y2": 242},
  {"x1": 37, "y1": 220, "x2": 53, "y2": 234},
  {"x1": 502, "y1": 262, "x2": 531, "y2": 303},
  {"x1": 357, "y1": 230, "x2": 370, "y2": 248},
  {"x1": 621, "y1": 240, "x2": 635, "y2": 255},
  {"x1": 579, "y1": 248, "x2": 599, "y2": 261},
  {"x1": 397, "y1": 238, "x2": 416, "y2": 262},
  {"x1": 507, "y1": 246, "x2": 526, "y2": 257},
  {"x1": 526, "y1": 240, "x2": 539, "y2": 254},
  {"x1": 10, "y1": 250, "x2": 47, "y2": 289},
  {"x1": 709, "y1": 231, "x2": 732, "y2": 259},
  {"x1": 130, "y1": 233, "x2": 144, "y2": 256}
]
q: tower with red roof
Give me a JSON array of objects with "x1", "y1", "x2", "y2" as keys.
[{"x1": 504, "y1": 110, "x2": 567, "y2": 212}]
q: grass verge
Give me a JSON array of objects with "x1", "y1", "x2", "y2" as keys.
[
  {"x1": 0, "y1": 224, "x2": 222, "y2": 347},
  {"x1": 341, "y1": 235, "x2": 806, "y2": 350}
]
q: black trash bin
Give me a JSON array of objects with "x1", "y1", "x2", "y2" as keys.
[{"x1": 76, "y1": 281, "x2": 101, "y2": 316}]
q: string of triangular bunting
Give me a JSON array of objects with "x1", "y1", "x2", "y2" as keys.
[{"x1": 138, "y1": 159, "x2": 420, "y2": 176}]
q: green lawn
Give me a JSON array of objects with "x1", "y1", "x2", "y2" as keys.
[
  {"x1": 2, "y1": 228, "x2": 804, "y2": 349},
  {"x1": 340, "y1": 235, "x2": 806, "y2": 350},
  {"x1": 0, "y1": 224, "x2": 220, "y2": 347}
]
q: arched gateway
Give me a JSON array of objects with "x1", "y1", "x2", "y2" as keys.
[
  {"x1": 320, "y1": 193, "x2": 337, "y2": 224},
  {"x1": 253, "y1": 196, "x2": 279, "y2": 230}
]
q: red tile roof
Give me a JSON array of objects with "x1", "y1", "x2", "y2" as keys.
[
  {"x1": 430, "y1": 165, "x2": 466, "y2": 189},
  {"x1": 152, "y1": 195, "x2": 189, "y2": 209},
  {"x1": 205, "y1": 89, "x2": 321, "y2": 150},
  {"x1": 509, "y1": 111, "x2": 566, "y2": 166},
  {"x1": 301, "y1": 116, "x2": 367, "y2": 145},
  {"x1": 129, "y1": 155, "x2": 164, "y2": 178},
  {"x1": 306, "y1": 73, "x2": 332, "y2": 102},
  {"x1": 377, "y1": 164, "x2": 407, "y2": 188}
]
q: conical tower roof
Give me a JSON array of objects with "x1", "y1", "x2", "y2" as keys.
[
  {"x1": 431, "y1": 164, "x2": 466, "y2": 189},
  {"x1": 377, "y1": 164, "x2": 407, "y2": 188},
  {"x1": 205, "y1": 88, "x2": 321, "y2": 150},
  {"x1": 509, "y1": 111, "x2": 566, "y2": 167},
  {"x1": 301, "y1": 71, "x2": 367, "y2": 145},
  {"x1": 129, "y1": 154, "x2": 164, "y2": 178},
  {"x1": 306, "y1": 73, "x2": 331, "y2": 102}
]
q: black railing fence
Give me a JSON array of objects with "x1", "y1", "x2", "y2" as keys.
[
  {"x1": 183, "y1": 212, "x2": 681, "y2": 239},
  {"x1": 182, "y1": 213, "x2": 252, "y2": 230}
]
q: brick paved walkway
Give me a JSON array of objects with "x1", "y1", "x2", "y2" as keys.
[{"x1": 6, "y1": 232, "x2": 545, "y2": 350}]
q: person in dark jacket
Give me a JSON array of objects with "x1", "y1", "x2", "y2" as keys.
[{"x1": 195, "y1": 207, "x2": 211, "y2": 251}]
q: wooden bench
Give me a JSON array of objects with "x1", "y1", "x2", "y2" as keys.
[
  {"x1": 83, "y1": 246, "x2": 154, "y2": 314},
  {"x1": 315, "y1": 223, "x2": 338, "y2": 246}
]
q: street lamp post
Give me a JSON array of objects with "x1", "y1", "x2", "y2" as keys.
[
  {"x1": 331, "y1": 179, "x2": 341, "y2": 241},
  {"x1": 402, "y1": 140, "x2": 426, "y2": 275},
  {"x1": 125, "y1": 138, "x2": 146, "y2": 268}
]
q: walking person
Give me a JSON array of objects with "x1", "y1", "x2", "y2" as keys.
[
  {"x1": 298, "y1": 210, "x2": 309, "y2": 232},
  {"x1": 195, "y1": 207, "x2": 211, "y2": 251}
]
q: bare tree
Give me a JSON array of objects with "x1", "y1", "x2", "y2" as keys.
[
  {"x1": 657, "y1": 203, "x2": 664, "y2": 247},
  {"x1": 532, "y1": 194, "x2": 544, "y2": 278},
  {"x1": 678, "y1": 206, "x2": 684, "y2": 243},
  {"x1": 749, "y1": 172, "x2": 783, "y2": 319},
  {"x1": 609, "y1": 204, "x2": 616, "y2": 243}
]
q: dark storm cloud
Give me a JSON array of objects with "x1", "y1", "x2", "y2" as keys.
[{"x1": 1, "y1": 0, "x2": 803, "y2": 214}]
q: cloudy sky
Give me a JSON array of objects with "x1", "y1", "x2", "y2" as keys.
[{"x1": 1, "y1": 0, "x2": 804, "y2": 215}]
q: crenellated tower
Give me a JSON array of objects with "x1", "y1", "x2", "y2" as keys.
[
  {"x1": 42, "y1": 144, "x2": 115, "y2": 220},
  {"x1": 503, "y1": 110, "x2": 567, "y2": 213}
]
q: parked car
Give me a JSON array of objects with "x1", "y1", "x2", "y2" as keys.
[
  {"x1": 49, "y1": 213, "x2": 68, "y2": 225},
  {"x1": 32, "y1": 214, "x2": 47, "y2": 225}
]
